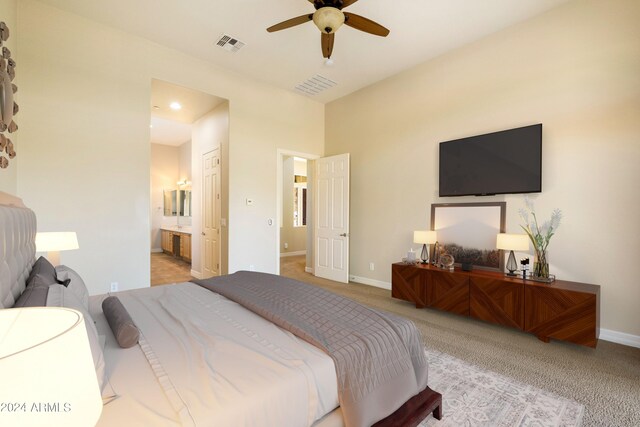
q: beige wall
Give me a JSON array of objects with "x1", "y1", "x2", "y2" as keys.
[
  {"x1": 0, "y1": 0, "x2": 17, "y2": 194},
  {"x1": 280, "y1": 157, "x2": 307, "y2": 255},
  {"x1": 16, "y1": 0, "x2": 324, "y2": 294},
  {"x1": 326, "y1": 0, "x2": 640, "y2": 337}
]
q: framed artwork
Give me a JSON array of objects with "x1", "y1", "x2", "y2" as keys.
[{"x1": 430, "y1": 202, "x2": 506, "y2": 272}]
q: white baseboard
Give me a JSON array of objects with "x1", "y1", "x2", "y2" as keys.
[
  {"x1": 305, "y1": 267, "x2": 314, "y2": 274},
  {"x1": 151, "y1": 248, "x2": 163, "y2": 253},
  {"x1": 280, "y1": 251, "x2": 307, "y2": 257},
  {"x1": 348, "y1": 276, "x2": 640, "y2": 349},
  {"x1": 599, "y1": 328, "x2": 640, "y2": 348},
  {"x1": 349, "y1": 275, "x2": 391, "y2": 290},
  {"x1": 190, "y1": 269, "x2": 203, "y2": 280}
]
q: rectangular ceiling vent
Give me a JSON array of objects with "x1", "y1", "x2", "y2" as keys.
[
  {"x1": 294, "y1": 75, "x2": 337, "y2": 96},
  {"x1": 216, "y1": 34, "x2": 245, "y2": 53}
]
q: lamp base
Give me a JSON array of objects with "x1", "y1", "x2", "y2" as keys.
[{"x1": 505, "y1": 271, "x2": 518, "y2": 277}]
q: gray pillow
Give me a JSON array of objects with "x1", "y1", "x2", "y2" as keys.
[
  {"x1": 102, "y1": 296, "x2": 139, "y2": 348},
  {"x1": 26, "y1": 256, "x2": 58, "y2": 287},
  {"x1": 13, "y1": 256, "x2": 62, "y2": 307},
  {"x1": 55, "y1": 265, "x2": 89, "y2": 310}
]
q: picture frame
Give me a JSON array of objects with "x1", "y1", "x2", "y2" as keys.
[{"x1": 430, "y1": 202, "x2": 506, "y2": 272}]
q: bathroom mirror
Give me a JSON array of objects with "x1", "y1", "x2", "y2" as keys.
[{"x1": 163, "y1": 189, "x2": 192, "y2": 217}]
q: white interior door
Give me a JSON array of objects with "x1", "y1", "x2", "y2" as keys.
[
  {"x1": 314, "y1": 153, "x2": 350, "y2": 283},
  {"x1": 202, "y1": 149, "x2": 220, "y2": 278}
]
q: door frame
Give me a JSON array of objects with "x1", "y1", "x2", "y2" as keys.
[{"x1": 276, "y1": 149, "x2": 320, "y2": 275}]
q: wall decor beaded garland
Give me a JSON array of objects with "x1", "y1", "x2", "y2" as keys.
[{"x1": 0, "y1": 21, "x2": 17, "y2": 169}]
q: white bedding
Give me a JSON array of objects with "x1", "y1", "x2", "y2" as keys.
[{"x1": 91, "y1": 282, "x2": 341, "y2": 427}]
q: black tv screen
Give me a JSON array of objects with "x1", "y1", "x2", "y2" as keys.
[{"x1": 439, "y1": 124, "x2": 542, "y2": 197}]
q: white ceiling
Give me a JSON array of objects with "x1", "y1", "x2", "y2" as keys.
[
  {"x1": 150, "y1": 79, "x2": 226, "y2": 146},
  {"x1": 39, "y1": 0, "x2": 571, "y2": 104}
]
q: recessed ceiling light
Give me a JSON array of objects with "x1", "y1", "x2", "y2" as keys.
[
  {"x1": 149, "y1": 124, "x2": 153, "y2": 128},
  {"x1": 170, "y1": 102, "x2": 182, "y2": 110},
  {"x1": 152, "y1": 105, "x2": 160, "y2": 110}
]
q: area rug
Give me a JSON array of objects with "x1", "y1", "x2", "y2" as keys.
[{"x1": 421, "y1": 349, "x2": 584, "y2": 426}]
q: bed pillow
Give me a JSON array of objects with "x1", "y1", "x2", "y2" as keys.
[
  {"x1": 13, "y1": 257, "x2": 61, "y2": 307},
  {"x1": 47, "y1": 284, "x2": 107, "y2": 393},
  {"x1": 26, "y1": 256, "x2": 58, "y2": 287},
  {"x1": 102, "y1": 296, "x2": 140, "y2": 348},
  {"x1": 55, "y1": 265, "x2": 89, "y2": 310}
]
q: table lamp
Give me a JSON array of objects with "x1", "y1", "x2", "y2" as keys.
[
  {"x1": 35, "y1": 232, "x2": 79, "y2": 266},
  {"x1": 414, "y1": 230, "x2": 437, "y2": 264},
  {"x1": 0, "y1": 307, "x2": 103, "y2": 426},
  {"x1": 496, "y1": 233, "x2": 530, "y2": 276}
]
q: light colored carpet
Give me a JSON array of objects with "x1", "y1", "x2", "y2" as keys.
[
  {"x1": 421, "y1": 349, "x2": 583, "y2": 426},
  {"x1": 279, "y1": 256, "x2": 640, "y2": 427}
]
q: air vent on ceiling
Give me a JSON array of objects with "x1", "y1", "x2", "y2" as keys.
[
  {"x1": 294, "y1": 75, "x2": 337, "y2": 96},
  {"x1": 216, "y1": 34, "x2": 246, "y2": 53}
]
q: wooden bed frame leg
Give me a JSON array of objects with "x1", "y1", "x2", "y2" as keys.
[{"x1": 433, "y1": 402, "x2": 442, "y2": 420}]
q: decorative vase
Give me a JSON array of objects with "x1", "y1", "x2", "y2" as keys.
[{"x1": 533, "y1": 248, "x2": 549, "y2": 279}]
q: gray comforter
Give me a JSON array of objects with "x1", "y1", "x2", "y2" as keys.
[{"x1": 194, "y1": 271, "x2": 428, "y2": 427}]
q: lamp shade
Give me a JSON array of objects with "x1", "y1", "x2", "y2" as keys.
[
  {"x1": 414, "y1": 230, "x2": 437, "y2": 244},
  {"x1": 313, "y1": 7, "x2": 345, "y2": 34},
  {"x1": 0, "y1": 307, "x2": 102, "y2": 426},
  {"x1": 496, "y1": 233, "x2": 529, "y2": 251},
  {"x1": 36, "y1": 232, "x2": 79, "y2": 252}
]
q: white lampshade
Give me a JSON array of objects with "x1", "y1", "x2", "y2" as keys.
[
  {"x1": 414, "y1": 230, "x2": 437, "y2": 244},
  {"x1": 496, "y1": 233, "x2": 529, "y2": 251},
  {"x1": 36, "y1": 232, "x2": 79, "y2": 252},
  {"x1": 36, "y1": 232, "x2": 79, "y2": 266},
  {"x1": 0, "y1": 307, "x2": 103, "y2": 426},
  {"x1": 313, "y1": 7, "x2": 345, "y2": 34}
]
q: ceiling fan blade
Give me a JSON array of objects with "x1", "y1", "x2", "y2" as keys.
[
  {"x1": 267, "y1": 14, "x2": 313, "y2": 33},
  {"x1": 343, "y1": 12, "x2": 389, "y2": 37},
  {"x1": 321, "y1": 32, "x2": 335, "y2": 58},
  {"x1": 340, "y1": 0, "x2": 359, "y2": 8}
]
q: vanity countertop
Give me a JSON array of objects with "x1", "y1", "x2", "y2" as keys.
[{"x1": 160, "y1": 226, "x2": 192, "y2": 235}]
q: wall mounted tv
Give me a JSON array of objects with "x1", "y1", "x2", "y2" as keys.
[{"x1": 439, "y1": 124, "x2": 542, "y2": 197}]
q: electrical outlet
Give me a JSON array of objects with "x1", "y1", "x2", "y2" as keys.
[
  {"x1": 369, "y1": 262, "x2": 375, "y2": 271},
  {"x1": 110, "y1": 282, "x2": 119, "y2": 292},
  {"x1": 249, "y1": 264, "x2": 255, "y2": 271},
  {"x1": 284, "y1": 242, "x2": 288, "y2": 249}
]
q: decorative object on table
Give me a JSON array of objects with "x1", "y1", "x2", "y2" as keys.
[
  {"x1": 0, "y1": 307, "x2": 103, "y2": 426},
  {"x1": 439, "y1": 253, "x2": 455, "y2": 271},
  {"x1": 461, "y1": 263, "x2": 473, "y2": 272},
  {"x1": 402, "y1": 248, "x2": 418, "y2": 265},
  {"x1": 431, "y1": 241, "x2": 440, "y2": 266},
  {"x1": 36, "y1": 231, "x2": 79, "y2": 266},
  {"x1": 431, "y1": 202, "x2": 506, "y2": 272},
  {"x1": 0, "y1": 21, "x2": 17, "y2": 169},
  {"x1": 519, "y1": 197, "x2": 562, "y2": 281},
  {"x1": 520, "y1": 258, "x2": 529, "y2": 279},
  {"x1": 413, "y1": 230, "x2": 437, "y2": 264},
  {"x1": 496, "y1": 233, "x2": 530, "y2": 277}
]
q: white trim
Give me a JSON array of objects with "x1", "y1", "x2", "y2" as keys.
[
  {"x1": 599, "y1": 328, "x2": 640, "y2": 348},
  {"x1": 190, "y1": 269, "x2": 203, "y2": 280},
  {"x1": 348, "y1": 275, "x2": 391, "y2": 290},
  {"x1": 151, "y1": 248, "x2": 163, "y2": 253},
  {"x1": 280, "y1": 250, "x2": 307, "y2": 258},
  {"x1": 305, "y1": 267, "x2": 314, "y2": 274}
]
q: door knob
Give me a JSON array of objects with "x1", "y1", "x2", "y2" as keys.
[
  {"x1": 339, "y1": 233, "x2": 348, "y2": 237},
  {"x1": 202, "y1": 232, "x2": 206, "y2": 236}
]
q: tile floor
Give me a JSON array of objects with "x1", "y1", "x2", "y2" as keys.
[{"x1": 150, "y1": 252, "x2": 195, "y2": 286}]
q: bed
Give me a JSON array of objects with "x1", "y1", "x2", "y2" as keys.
[{"x1": 0, "y1": 195, "x2": 442, "y2": 427}]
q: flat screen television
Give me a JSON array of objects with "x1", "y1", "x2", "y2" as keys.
[{"x1": 439, "y1": 124, "x2": 542, "y2": 197}]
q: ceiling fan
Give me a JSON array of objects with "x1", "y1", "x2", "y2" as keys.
[{"x1": 267, "y1": 0, "x2": 389, "y2": 59}]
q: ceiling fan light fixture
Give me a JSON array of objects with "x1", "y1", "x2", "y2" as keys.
[{"x1": 313, "y1": 7, "x2": 345, "y2": 34}]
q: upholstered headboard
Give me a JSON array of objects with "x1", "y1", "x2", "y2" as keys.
[{"x1": 0, "y1": 201, "x2": 37, "y2": 308}]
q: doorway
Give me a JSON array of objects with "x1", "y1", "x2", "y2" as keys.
[
  {"x1": 276, "y1": 150, "x2": 319, "y2": 275},
  {"x1": 149, "y1": 79, "x2": 229, "y2": 283}
]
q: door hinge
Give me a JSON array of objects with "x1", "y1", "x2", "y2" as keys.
[
  {"x1": 216, "y1": 263, "x2": 220, "y2": 269},
  {"x1": 216, "y1": 158, "x2": 220, "y2": 165},
  {"x1": 217, "y1": 193, "x2": 220, "y2": 200}
]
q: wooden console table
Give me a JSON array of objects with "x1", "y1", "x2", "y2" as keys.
[{"x1": 392, "y1": 263, "x2": 600, "y2": 348}]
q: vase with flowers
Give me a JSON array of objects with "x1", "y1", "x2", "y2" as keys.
[{"x1": 518, "y1": 197, "x2": 562, "y2": 280}]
